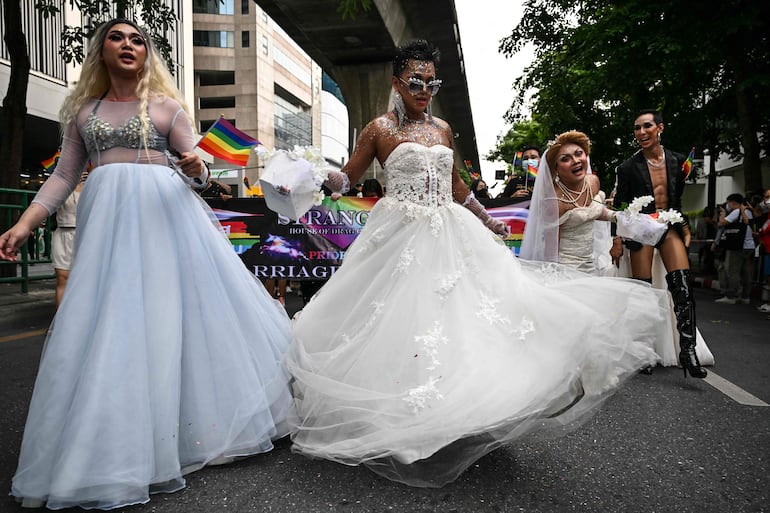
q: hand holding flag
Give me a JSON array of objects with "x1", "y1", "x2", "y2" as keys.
[{"x1": 197, "y1": 117, "x2": 260, "y2": 166}]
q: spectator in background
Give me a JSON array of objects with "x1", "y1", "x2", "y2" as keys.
[
  {"x1": 470, "y1": 178, "x2": 491, "y2": 199},
  {"x1": 362, "y1": 178, "x2": 384, "y2": 198},
  {"x1": 199, "y1": 178, "x2": 233, "y2": 201},
  {"x1": 695, "y1": 206, "x2": 718, "y2": 275},
  {"x1": 50, "y1": 171, "x2": 88, "y2": 306},
  {"x1": 714, "y1": 193, "x2": 755, "y2": 304},
  {"x1": 346, "y1": 182, "x2": 364, "y2": 197},
  {"x1": 499, "y1": 145, "x2": 540, "y2": 199}
]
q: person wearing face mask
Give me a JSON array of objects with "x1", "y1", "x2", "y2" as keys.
[
  {"x1": 470, "y1": 178, "x2": 491, "y2": 199},
  {"x1": 500, "y1": 145, "x2": 540, "y2": 199},
  {"x1": 611, "y1": 109, "x2": 707, "y2": 379}
]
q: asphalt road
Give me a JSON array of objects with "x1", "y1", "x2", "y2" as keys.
[{"x1": 0, "y1": 285, "x2": 767, "y2": 513}]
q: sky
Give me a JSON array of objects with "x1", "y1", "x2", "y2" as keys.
[{"x1": 454, "y1": 0, "x2": 534, "y2": 187}]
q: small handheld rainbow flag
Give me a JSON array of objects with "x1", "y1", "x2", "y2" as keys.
[
  {"x1": 197, "y1": 117, "x2": 260, "y2": 167},
  {"x1": 526, "y1": 162, "x2": 538, "y2": 179},
  {"x1": 41, "y1": 149, "x2": 61, "y2": 171},
  {"x1": 513, "y1": 151, "x2": 523, "y2": 169},
  {"x1": 682, "y1": 147, "x2": 695, "y2": 179}
]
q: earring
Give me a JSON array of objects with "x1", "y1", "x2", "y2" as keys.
[
  {"x1": 392, "y1": 91, "x2": 406, "y2": 127},
  {"x1": 426, "y1": 99, "x2": 433, "y2": 122}
]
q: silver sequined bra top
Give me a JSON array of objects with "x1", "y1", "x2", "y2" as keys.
[{"x1": 82, "y1": 100, "x2": 168, "y2": 155}]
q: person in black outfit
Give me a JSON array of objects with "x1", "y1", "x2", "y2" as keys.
[{"x1": 611, "y1": 109, "x2": 707, "y2": 379}]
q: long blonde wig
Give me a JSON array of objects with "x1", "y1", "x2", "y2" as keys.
[{"x1": 59, "y1": 18, "x2": 192, "y2": 148}]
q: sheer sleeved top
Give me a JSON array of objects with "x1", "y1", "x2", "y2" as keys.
[{"x1": 32, "y1": 96, "x2": 196, "y2": 214}]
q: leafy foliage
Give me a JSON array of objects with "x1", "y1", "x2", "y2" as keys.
[
  {"x1": 337, "y1": 0, "x2": 372, "y2": 20},
  {"x1": 496, "y1": 0, "x2": 770, "y2": 192},
  {"x1": 35, "y1": 0, "x2": 178, "y2": 73}
]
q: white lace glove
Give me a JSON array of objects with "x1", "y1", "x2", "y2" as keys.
[
  {"x1": 463, "y1": 194, "x2": 510, "y2": 237},
  {"x1": 324, "y1": 170, "x2": 350, "y2": 195}
]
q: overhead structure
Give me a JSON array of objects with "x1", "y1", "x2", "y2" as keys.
[{"x1": 253, "y1": 0, "x2": 480, "y2": 172}]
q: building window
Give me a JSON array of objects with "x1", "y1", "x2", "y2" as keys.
[
  {"x1": 200, "y1": 96, "x2": 236, "y2": 109},
  {"x1": 261, "y1": 35, "x2": 269, "y2": 55},
  {"x1": 198, "y1": 70, "x2": 236, "y2": 86},
  {"x1": 193, "y1": 30, "x2": 235, "y2": 48},
  {"x1": 0, "y1": 2, "x2": 66, "y2": 81},
  {"x1": 193, "y1": 0, "x2": 234, "y2": 14},
  {"x1": 273, "y1": 92, "x2": 312, "y2": 151},
  {"x1": 273, "y1": 46, "x2": 311, "y2": 85},
  {"x1": 242, "y1": 31, "x2": 250, "y2": 48},
  {"x1": 242, "y1": 0, "x2": 249, "y2": 14}
]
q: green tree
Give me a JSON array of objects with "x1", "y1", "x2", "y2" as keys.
[
  {"x1": 500, "y1": 0, "x2": 769, "y2": 193},
  {"x1": 486, "y1": 118, "x2": 548, "y2": 165}
]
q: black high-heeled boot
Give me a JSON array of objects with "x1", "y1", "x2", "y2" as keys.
[{"x1": 666, "y1": 269, "x2": 707, "y2": 379}]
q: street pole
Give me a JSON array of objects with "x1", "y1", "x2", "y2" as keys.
[{"x1": 705, "y1": 148, "x2": 717, "y2": 209}]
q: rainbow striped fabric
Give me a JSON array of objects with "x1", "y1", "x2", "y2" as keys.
[
  {"x1": 682, "y1": 147, "x2": 695, "y2": 179},
  {"x1": 526, "y1": 162, "x2": 538, "y2": 178},
  {"x1": 197, "y1": 118, "x2": 259, "y2": 167},
  {"x1": 41, "y1": 149, "x2": 61, "y2": 171}
]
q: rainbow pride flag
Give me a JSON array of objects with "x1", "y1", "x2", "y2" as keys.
[
  {"x1": 513, "y1": 151, "x2": 523, "y2": 169},
  {"x1": 526, "y1": 162, "x2": 538, "y2": 178},
  {"x1": 41, "y1": 149, "x2": 61, "y2": 171},
  {"x1": 682, "y1": 147, "x2": 695, "y2": 179},
  {"x1": 197, "y1": 117, "x2": 259, "y2": 166}
]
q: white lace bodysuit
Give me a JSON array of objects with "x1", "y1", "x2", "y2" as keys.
[
  {"x1": 32, "y1": 96, "x2": 195, "y2": 215},
  {"x1": 558, "y1": 192, "x2": 605, "y2": 273}
]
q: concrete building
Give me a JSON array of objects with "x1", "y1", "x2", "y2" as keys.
[{"x1": 193, "y1": 0, "x2": 346, "y2": 196}]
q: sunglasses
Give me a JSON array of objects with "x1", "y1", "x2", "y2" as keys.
[
  {"x1": 399, "y1": 76, "x2": 442, "y2": 96},
  {"x1": 633, "y1": 121, "x2": 657, "y2": 131}
]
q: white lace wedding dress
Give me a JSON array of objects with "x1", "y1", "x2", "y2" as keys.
[
  {"x1": 288, "y1": 142, "x2": 664, "y2": 487},
  {"x1": 559, "y1": 196, "x2": 714, "y2": 367}
]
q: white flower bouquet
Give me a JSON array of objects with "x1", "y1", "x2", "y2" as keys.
[
  {"x1": 614, "y1": 195, "x2": 684, "y2": 246},
  {"x1": 258, "y1": 145, "x2": 332, "y2": 220}
]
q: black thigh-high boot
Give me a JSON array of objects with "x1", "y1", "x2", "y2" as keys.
[{"x1": 665, "y1": 269, "x2": 708, "y2": 378}]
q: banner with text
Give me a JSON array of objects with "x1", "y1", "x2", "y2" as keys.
[{"x1": 208, "y1": 196, "x2": 529, "y2": 279}]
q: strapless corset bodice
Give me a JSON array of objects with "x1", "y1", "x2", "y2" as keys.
[
  {"x1": 383, "y1": 142, "x2": 454, "y2": 207},
  {"x1": 558, "y1": 193, "x2": 605, "y2": 273}
]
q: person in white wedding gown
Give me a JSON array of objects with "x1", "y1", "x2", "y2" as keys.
[
  {"x1": 0, "y1": 19, "x2": 292, "y2": 510},
  {"x1": 286, "y1": 40, "x2": 666, "y2": 488},
  {"x1": 520, "y1": 131, "x2": 714, "y2": 370}
]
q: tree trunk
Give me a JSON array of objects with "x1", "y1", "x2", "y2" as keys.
[
  {"x1": 0, "y1": 0, "x2": 30, "y2": 192},
  {"x1": 734, "y1": 87, "x2": 763, "y2": 194}
]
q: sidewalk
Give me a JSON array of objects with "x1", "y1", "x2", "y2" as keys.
[{"x1": 0, "y1": 263, "x2": 56, "y2": 308}]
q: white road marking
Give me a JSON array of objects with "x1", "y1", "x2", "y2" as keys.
[{"x1": 704, "y1": 371, "x2": 769, "y2": 407}]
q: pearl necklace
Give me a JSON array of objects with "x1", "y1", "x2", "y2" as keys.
[
  {"x1": 645, "y1": 147, "x2": 665, "y2": 168},
  {"x1": 556, "y1": 177, "x2": 591, "y2": 207}
]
